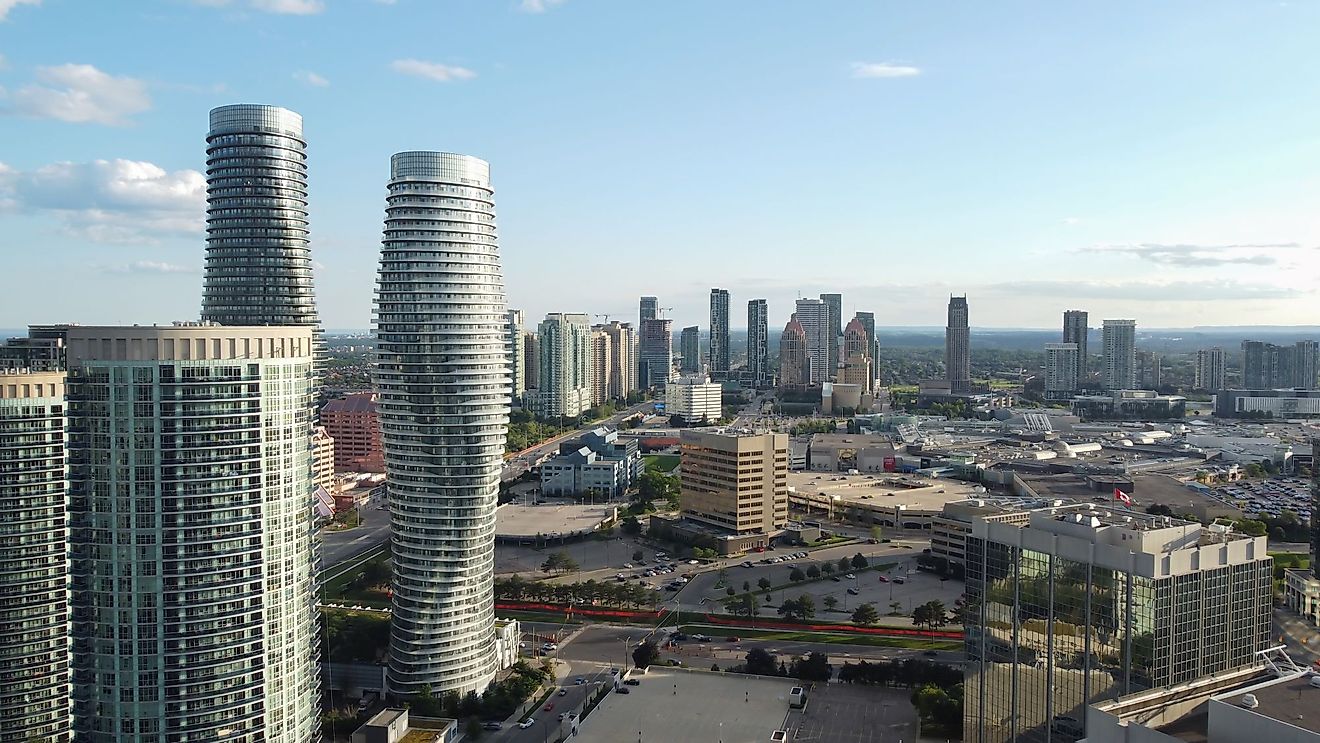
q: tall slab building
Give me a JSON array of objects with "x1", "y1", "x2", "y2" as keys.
[
  {"x1": 820, "y1": 293, "x2": 842, "y2": 374},
  {"x1": 0, "y1": 368, "x2": 70, "y2": 742},
  {"x1": 1063, "y1": 310, "x2": 1089, "y2": 378},
  {"x1": 709, "y1": 288, "x2": 730, "y2": 380},
  {"x1": 200, "y1": 104, "x2": 324, "y2": 365},
  {"x1": 638, "y1": 318, "x2": 673, "y2": 389},
  {"x1": 853, "y1": 311, "x2": 879, "y2": 383},
  {"x1": 680, "y1": 325, "x2": 700, "y2": 374},
  {"x1": 747, "y1": 299, "x2": 769, "y2": 388},
  {"x1": 66, "y1": 324, "x2": 320, "y2": 742},
  {"x1": 374, "y1": 152, "x2": 509, "y2": 695},
  {"x1": 1102, "y1": 319, "x2": 1137, "y2": 390},
  {"x1": 946, "y1": 296, "x2": 971, "y2": 393},
  {"x1": 1195, "y1": 347, "x2": 1227, "y2": 391},
  {"x1": 794, "y1": 298, "x2": 829, "y2": 384}
]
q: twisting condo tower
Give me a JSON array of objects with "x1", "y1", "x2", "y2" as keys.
[
  {"x1": 201, "y1": 104, "x2": 324, "y2": 362},
  {"x1": 374, "y1": 152, "x2": 509, "y2": 695}
]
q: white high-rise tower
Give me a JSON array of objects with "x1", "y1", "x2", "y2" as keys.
[{"x1": 374, "y1": 152, "x2": 509, "y2": 695}]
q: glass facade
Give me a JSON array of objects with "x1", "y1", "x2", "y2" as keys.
[
  {"x1": 964, "y1": 532, "x2": 1272, "y2": 743},
  {"x1": 67, "y1": 330, "x2": 319, "y2": 742},
  {"x1": 0, "y1": 371, "x2": 71, "y2": 743},
  {"x1": 201, "y1": 105, "x2": 324, "y2": 367},
  {"x1": 374, "y1": 151, "x2": 509, "y2": 696}
]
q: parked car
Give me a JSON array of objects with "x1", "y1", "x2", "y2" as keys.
[
  {"x1": 923, "y1": 650, "x2": 939, "y2": 657},
  {"x1": 692, "y1": 634, "x2": 711, "y2": 642},
  {"x1": 617, "y1": 687, "x2": 631, "y2": 694},
  {"x1": 482, "y1": 722, "x2": 503, "y2": 731},
  {"x1": 741, "y1": 561, "x2": 754, "y2": 568},
  {"x1": 519, "y1": 719, "x2": 535, "y2": 729},
  {"x1": 831, "y1": 576, "x2": 841, "y2": 582},
  {"x1": 623, "y1": 678, "x2": 641, "y2": 686},
  {"x1": 844, "y1": 573, "x2": 856, "y2": 580},
  {"x1": 558, "y1": 713, "x2": 568, "y2": 721},
  {"x1": 847, "y1": 588, "x2": 859, "y2": 595}
]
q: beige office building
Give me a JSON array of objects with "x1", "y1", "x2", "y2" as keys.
[{"x1": 680, "y1": 429, "x2": 789, "y2": 535}]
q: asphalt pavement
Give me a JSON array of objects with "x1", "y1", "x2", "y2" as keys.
[
  {"x1": 491, "y1": 660, "x2": 617, "y2": 743},
  {"x1": 318, "y1": 505, "x2": 392, "y2": 572},
  {"x1": 502, "y1": 401, "x2": 654, "y2": 482}
]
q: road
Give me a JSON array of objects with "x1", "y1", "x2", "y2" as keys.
[
  {"x1": 1275, "y1": 608, "x2": 1320, "y2": 666},
  {"x1": 502, "y1": 401, "x2": 655, "y2": 482},
  {"x1": 318, "y1": 503, "x2": 391, "y2": 572},
  {"x1": 490, "y1": 660, "x2": 616, "y2": 743}
]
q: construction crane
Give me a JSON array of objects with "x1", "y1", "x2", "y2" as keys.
[
  {"x1": 658, "y1": 307, "x2": 673, "y2": 318},
  {"x1": 593, "y1": 313, "x2": 611, "y2": 323}
]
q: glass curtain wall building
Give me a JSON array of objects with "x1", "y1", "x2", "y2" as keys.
[
  {"x1": 201, "y1": 104, "x2": 324, "y2": 367},
  {"x1": 65, "y1": 324, "x2": 320, "y2": 743},
  {"x1": 747, "y1": 300, "x2": 769, "y2": 388},
  {"x1": 708, "y1": 288, "x2": 730, "y2": 381},
  {"x1": 0, "y1": 369, "x2": 71, "y2": 743},
  {"x1": 374, "y1": 151, "x2": 509, "y2": 696},
  {"x1": 963, "y1": 504, "x2": 1272, "y2": 743}
]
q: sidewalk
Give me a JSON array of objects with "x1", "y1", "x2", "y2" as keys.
[{"x1": 1274, "y1": 607, "x2": 1320, "y2": 664}]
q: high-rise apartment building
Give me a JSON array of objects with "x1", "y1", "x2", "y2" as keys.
[
  {"x1": 746, "y1": 300, "x2": 769, "y2": 389},
  {"x1": 964, "y1": 502, "x2": 1272, "y2": 743},
  {"x1": 66, "y1": 324, "x2": 320, "y2": 742},
  {"x1": 778, "y1": 318, "x2": 809, "y2": 389},
  {"x1": 795, "y1": 298, "x2": 830, "y2": 384},
  {"x1": 1195, "y1": 347, "x2": 1227, "y2": 391},
  {"x1": 201, "y1": 104, "x2": 323, "y2": 365},
  {"x1": 853, "y1": 311, "x2": 879, "y2": 382},
  {"x1": 597, "y1": 321, "x2": 635, "y2": 400},
  {"x1": 0, "y1": 368, "x2": 70, "y2": 743},
  {"x1": 322, "y1": 392, "x2": 384, "y2": 471},
  {"x1": 1135, "y1": 349, "x2": 1162, "y2": 389},
  {"x1": 1044, "y1": 342, "x2": 1080, "y2": 399},
  {"x1": 639, "y1": 296, "x2": 658, "y2": 325},
  {"x1": 1295, "y1": 341, "x2": 1319, "y2": 389},
  {"x1": 680, "y1": 325, "x2": 700, "y2": 374},
  {"x1": 638, "y1": 318, "x2": 673, "y2": 389},
  {"x1": 374, "y1": 151, "x2": 508, "y2": 695},
  {"x1": 820, "y1": 293, "x2": 842, "y2": 373},
  {"x1": 507, "y1": 309, "x2": 526, "y2": 403},
  {"x1": 709, "y1": 288, "x2": 730, "y2": 381},
  {"x1": 588, "y1": 327, "x2": 612, "y2": 407},
  {"x1": 680, "y1": 429, "x2": 789, "y2": 535},
  {"x1": 946, "y1": 296, "x2": 971, "y2": 394},
  {"x1": 1102, "y1": 319, "x2": 1137, "y2": 390},
  {"x1": 664, "y1": 376, "x2": 723, "y2": 425},
  {"x1": 523, "y1": 331, "x2": 540, "y2": 391},
  {"x1": 536, "y1": 313, "x2": 591, "y2": 419},
  {"x1": 1063, "y1": 310, "x2": 1089, "y2": 377}
]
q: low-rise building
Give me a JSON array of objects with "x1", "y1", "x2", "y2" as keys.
[
  {"x1": 930, "y1": 497, "x2": 1042, "y2": 565},
  {"x1": 494, "y1": 619, "x2": 521, "y2": 670},
  {"x1": 1215, "y1": 388, "x2": 1320, "y2": 419},
  {"x1": 313, "y1": 425, "x2": 336, "y2": 494},
  {"x1": 1071, "y1": 390, "x2": 1186, "y2": 420},
  {"x1": 665, "y1": 375, "x2": 723, "y2": 424},
  {"x1": 539, "y1": 426, "x2": 641, "y2": 498},
  {"x1": 806, "y1": 433, "x2": 897, "y2": 472},
  {"x1": 787, "y1": 471, "x2": 983, "y2": 531}
]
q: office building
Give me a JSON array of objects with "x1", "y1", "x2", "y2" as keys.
[
  {"x1": 523, "y1": 331, "x2": 540, "y2": 391},
  {"x1": 709, "y1": 288, "x2": 730, "y2": 381},
  {"x1": 321, "y1": 392, "x2": 384, "y2": 472},
  {"x1": 588, "y1": 327, "x2": 611, "y2": 407},
  {"x1": 1063, "y1": 310, "x2": 1089, "y2": 377},
  {"x1": 540, "y1": 426, "x2": 642, "y2": 498},
  {"x1": 946, "y1": 296, "x2": 971, "y2": 394},
  {"x1": 1045, "y1": 342, "x2": 1080, "y2": 399},
  {"x1": 964, "y1": 502, "x2": 1272, "y2": 743},
  {"x1": 536, "y1": 313, "x2": 591, "y2": 419},
  {"x1": 854, "y1": 311, "x2": 879, "y2": 382},
  {"x1": 639, "y1": 296, "x2": 658, "y2": 325},
  {"x1": 1072, "y1": 389, "x2": 1186, "y2": 421},
  {"x1": 1214, "y1": 388, "x2": 1320, "y2": 419},
  {"x1": 507, "y1": 309, "x2": 526, "y2": 403},
  {"x1": 638, "y1": 317, "x2": 673, "y2": 389},
  {"x1": 820, "y1": 293, "x2": 842, "y2": 373},
  {"x1": 201, "y1": 104, "x2": 323, "y2": 366},
  {"x1": 747, "y1": 299, "x2": 769, "y2": 389},
  {"x1": 597, "y1": 321, "x2": 635, "y2": 400},
  {"x1": 778, "y1": 318, "x2": 809, "y2": 389},
  {"x1": 1102, "y1": 319, "x2": 1137, "y2": 391},
  {"x1": 837, "y1": 317, "x2": 872, "y2": 391},
  {"x1": 680, "y1": 325, "x2": 700, "y2": 374},
  {"x1": 374, "y1": 151, "x2": 508, "y2": 695},
  {"x1": 1195, "y1": 347, "x2": 1227, "y2": 391},
  {"x1": 1135, "y1": 349, "x2": 1162, "y2": 390},
  {"x1": 680, "y1": 429, "x2": 789, "y2": 537},
  {"x1": 0, "y1": 368, "x2": 70, "y2": 742},
  {"x1": 795, "y1": 298, "x2": 830, "y2": 384},
  {"x1": 665, "y1": 375, "x2": 724, "y2": 425},
  {"x1": 66, "y1": 324, "x2": 320, "y2": 742}
]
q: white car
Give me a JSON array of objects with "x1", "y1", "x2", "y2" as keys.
[
  {"x1": 519, "y1": 718, "x2": 535, "y2": 729},
  {"x1": 688, "y1": 559, "x2": 700, "y2": 565},
  {"x1": 623, "y1": 563, "x2": 633, "y2": 569}
]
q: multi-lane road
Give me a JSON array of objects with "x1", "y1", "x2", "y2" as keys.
[{"x1": 501, "y1": 401, "x2": 655, "y2": 482}]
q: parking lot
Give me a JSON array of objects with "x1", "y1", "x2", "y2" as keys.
[
  {"x1": 784, "y1": 684, "x2": 918, "y2": 743},
  {"x1": 1209, "y1": 475, "x2": 1312, "y2": 520}
]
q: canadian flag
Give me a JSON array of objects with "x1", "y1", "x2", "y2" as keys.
[{"x1": 1114, "y1": 487, "x2": 1133, "y2": 506}]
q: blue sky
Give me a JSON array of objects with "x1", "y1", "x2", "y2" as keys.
[{"x1": 2, "y1": 0, "x2": 1319, "y2": 332}]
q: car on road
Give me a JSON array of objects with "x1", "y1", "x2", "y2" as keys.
[
  {"x1": 519, "y1": 719, "x2": 535, "y2": 729},
  {"x1": 558, "y1": 688, "x2": 568, "y2": 696},
  {"x1": 671, "y1": 632, "x2": 688, "y2": 641},
  {"x1": 878, "y1": 575, "x2": 889, "y2": 582},
  {"x1": 482, "y1": 722, "x2": 503, "y2": 731},
  {"x1": 692, "y1": 634, "x2": 711, "y2": 642},
  {"x1": 574, "y1": 677, "x2": 585, "y2": 685},
  {"x1": 894, "y1": 577, "x2": 905, "y2": 584},
  {"x1": 544, "y1": 702, "x2": 555, "y2": 711},
  {"x1": 623, "y1": 563, "x2": 633, "y2": 569},
  {"x1": 831, "y1": 576, "x2": 841, "y2": 582},
  {"x1": 741, "y1": 561, "x2": 754, "y2": 568},
  {"x1": 923, "y1": 650, "x2": 939, "y2": 657},
  {"x1": 610, "y1": 667, "x2": 621, "y2": 675},
  {"x1": 726, "y1": 636, "x2": 740, "y2": 642},
  {"x1": 687, "y1": 559, "x2": 700, "y2": 565},
  {"x1": 623, "y1": 678, "x2": 640, "y2": 686}
]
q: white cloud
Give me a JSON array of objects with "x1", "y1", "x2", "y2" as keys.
[
  {"x1": 1091, "y1": 242, "x2": 1311, "y2": 268},
  {"x1": 0, "y1": 158, "x2": 205, "y2": 243},
  {"x1": 3, "y1": 64, "x2": 151, "y2": 125},
  {"x1": 251, "y1": 0, "x2": 323, "y2": 14},
  {"x1": 293, "y1": 70, "x2": 329, "y2": 87},
  {"x1": 1063, "y1": 217, "x2": 1081, "y2": 225},
  {"x1": 519, "y1": 0, "x2": 564, "y2": 12},
  {"x1": 851, "y1": 62, "x2": 921, "y2": 79},
  {"x1": 390, "y1": 59, "x2": 477, "y2": 82},
  {"x1": 0, "y1": 0, "x2": 41, "y2": 22},
  {"x1": 104, "y1": 260, "x2": 197, "y2": 274}
]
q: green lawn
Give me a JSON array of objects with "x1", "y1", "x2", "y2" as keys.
[
  {"x1": 644, "y1": 454, "x2": 680, "y2": 472},
  {"x1": 678, "y1": 624, "x2": 961, "y2": 650}
]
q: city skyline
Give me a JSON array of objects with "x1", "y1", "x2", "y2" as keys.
[{"x1": 3, "y1": 2, "x2": 1320, "y2": 330}]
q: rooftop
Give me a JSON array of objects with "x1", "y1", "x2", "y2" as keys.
[
  {"x1": 788, "y1": 471, "x2": 982, "y2": 511},
  {"x1": 323, "y1": 392, "x2": 377, "y2": 414},
  {"x1": 1224, "y1": 672, "x2": 1320, "y2": 737},
  {"x1": 495, "y1": 502, "x2": 617, "y2": 538}
]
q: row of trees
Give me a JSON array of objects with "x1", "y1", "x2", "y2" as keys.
[
  {"x1": 412, "y1": 660, "x2": 551, "y2": 720},
  {"x1": 539, "y1": 551, "x2": 580, "y2": 574},
  {"x1": 911, "y1": 600, "x2": 951, "y2": 630},
  {"x1": 636, "y1": 470, "x2": 680, "y2": 510},
  {"x1": 724, "y1": 648, "x2": 832, "y2": 682},
  {"x1": 495, "y1": 575, "x2": 661, "y2": 609},
  {"x1": 786, "y1": 553, "x2": 871, "y2": 585}
]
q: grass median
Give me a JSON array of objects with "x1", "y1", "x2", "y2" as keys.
[{"x1": 676, "y1": 624, "x2": 962, "y2": 651}]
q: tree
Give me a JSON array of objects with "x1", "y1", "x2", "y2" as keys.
[
  {"x1": 838, "y1": 557, "x2": 851, "y2": 573},
  {"x1": 620, "y1": 515, "x2": 643, "y2": 536},
  {"x1": 789, "y1": 568, "x2": 806, "y2": 583},
  {"x1": 540, "y1": 552, "x2": 565, "y2": 574},
  {"x1": 743, "y1": 581, "x2": 751, "y2": 592},
  {"x1": 633, "y1": 549, "x2": 644, "y2": 562},
  {"x1": 745, "y1": 648, "x2": 779, "y2": 676},
  {"x1": 822, "y1": 562, "x2": 835, "y2": 575},
  {"x1": 1145, "y1": 503, "x2": 1174, "y2": 517},
  {"x1": 852, "y1": 602, "x2": 880, "y2": 626},
  {"x1": 633, "y1": 640, "x2": 659, "y2": 669},
  {"x1": 822, "y1": 595, "x2": 839, "y2": 611},
  {"x1": 806, "y1": 565, "x2": 821, "y2": 579},
  {"x1": 790, "y1": 651, "x2": 832, "y2": 682},
  {"x1": 726, "y1": 586, "x2": 737, "y2": 596},
  {"x1": 637, "y1": 470, "x2": 680, "y2": 507},
  {"x1": 889, "y1": 601, "x2": 903, "y2": 616},
  {"x1": 464, "y1": 718, "x2": 484, "y2": 740},
  {"x1": 757, "y1": 577, "x2": 772, "y2": 593},
  {"x1": 851, "y1": 553, "x2": 869, "y2": 569}
]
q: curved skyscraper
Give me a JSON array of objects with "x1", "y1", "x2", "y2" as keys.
[
  {"x1": 201, "y1": 104, "x2": 323, "y2": 359},
  {"x1": 374, "y1": 152, "x2": 509, "y2": 695}
]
